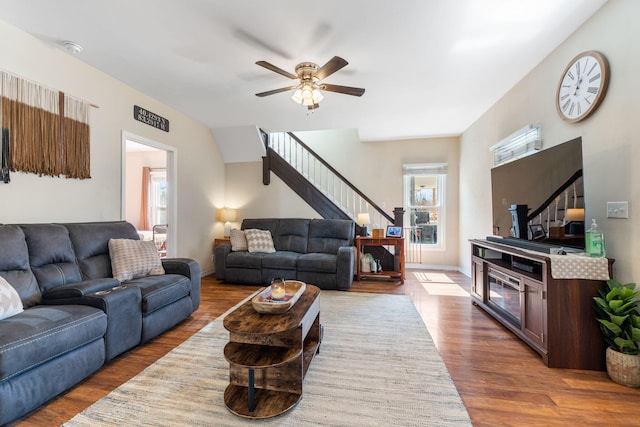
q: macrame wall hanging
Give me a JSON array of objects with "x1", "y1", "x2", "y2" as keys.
[{"x1": 0, "y1": 71, "x2": 91, "y2": 181}]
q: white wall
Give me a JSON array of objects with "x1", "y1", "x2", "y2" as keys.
[
  {"x1": 459, "y1": 0, "x2": 640, "y2": 282},
  {"x1": 0, "y1": 19, "x2": 225, "y2": 274},
  {"x1": 225, "y1": 128, "x2": 461, "y2": 267}
]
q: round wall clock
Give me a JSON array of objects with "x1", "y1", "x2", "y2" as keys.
[{"x1": 556, "y1": 50, "x2": 609, "y2": 123}]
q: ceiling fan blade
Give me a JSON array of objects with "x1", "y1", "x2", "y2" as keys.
[
  {"x1": 255, "y1": 61, "x2": 297, "y2": 80},
  {"x1": 255, "y1": 86, "x2": 298, "y2": 97},
  {"x1": 319, "y1": 84, "x2": 365, "y2": 97},
  {"x1": 234, "y1": 29, "x2": 293, "y2": 60},
  {"x1": 314, "y1": 56, "x2": 348, "y2": 80}
]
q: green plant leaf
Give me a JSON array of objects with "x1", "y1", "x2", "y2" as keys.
[
  {"x1": 615, "y1": 300, "x2": 640, "y2": 315},
  {"x1": 598, "y1": 318, "x2": 623, "y2": 335},
  {"x1": 632, "y1": 326, "x2": 640, "y2": 342},
  {"x1": 609, "y1": 299, "x2": 624, "y2": 311},
  {"x1": 613, "y1": 337, "x2": 639, "y2": 354},
  {"x1": 594, "y1": 296, "x2": 610, "y2": 312},
  {"x1": 607, "y1": 313, "x2": 629, "y2": 327},
  {"x1": 606, "y1": 287, "x2": 622, "y2": 302}
]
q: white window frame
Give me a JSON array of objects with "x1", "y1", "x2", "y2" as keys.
[{"x1": 403, "y1": 163, "x2": 446, "y2": 251}]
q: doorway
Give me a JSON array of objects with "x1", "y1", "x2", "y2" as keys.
[{"x1": 122, "y1": 131, "x2": 177, "y2": 257}]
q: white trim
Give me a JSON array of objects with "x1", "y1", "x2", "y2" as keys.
[
  {"x1": 402, "y1": 162, "x2": 448, "y2": 175},
  {"x1": 121, "y1": 131, "x2": 178, "y2": 258}
]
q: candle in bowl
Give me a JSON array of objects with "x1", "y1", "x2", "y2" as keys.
[{"x1": 271, "y1": 279, "x2": 286, "y2": 300}]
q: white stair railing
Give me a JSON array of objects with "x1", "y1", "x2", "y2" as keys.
[
  {"x1": 268, "y1": 132, "x2": 393, "y2": 229},
  {"x1": 530, "y1": 177, "x2": 584, "y2": 233}
]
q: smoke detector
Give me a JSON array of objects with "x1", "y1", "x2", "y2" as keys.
[{"x1": 60, "y1": 41, "x2": 83, "y2": 54}]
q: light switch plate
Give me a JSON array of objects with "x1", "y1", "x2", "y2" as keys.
[{"x1": 607, "y1": 201, "x2": 629, "y2": 219}]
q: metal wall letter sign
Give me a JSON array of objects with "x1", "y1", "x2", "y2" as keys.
[{"x1": 134, "y1": 105, "x2": 170, "y2": 132}]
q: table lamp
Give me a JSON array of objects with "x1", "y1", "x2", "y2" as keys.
[
  {"x1": 219, "y1": 208, "x2": 237, "y2": 238},
  {"x1": 357, "y1": 213, "x2": 370, "y2": 237}
]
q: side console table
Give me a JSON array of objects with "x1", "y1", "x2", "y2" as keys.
[
  {"x1": 355, "y1": 236, "x2": 405, "y2": 284},
  {"x1": 223, "y1": 285, "x2": 322, "y2": 418},
  {"x1": 470, "y1": 239, "x2": 613, "y2": 370}
]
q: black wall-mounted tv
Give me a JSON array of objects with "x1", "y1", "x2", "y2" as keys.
[{"x1": 490, "y1": 136, "x2": 584, "y2": 250}]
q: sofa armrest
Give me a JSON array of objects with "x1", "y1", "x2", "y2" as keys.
[
  {"x1": 336, "y1": 245, "x2": 356, "y2": 290},
  {"x1": 214, "y1": 244, "x2": 232, "y2": 280},
  {"x1": 161, "y1": 257, "x2": 201, "y2": 311},
  {"x1": 43, "y1": 284, "x2": 143, "y2": 361},
  {"x1": 42, "y1": 278, "x2": 121, "y2": 299}
]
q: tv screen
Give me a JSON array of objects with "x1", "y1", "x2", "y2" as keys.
[{"x1": 491, "y1": 137, "x2": 584, "y2": 249}]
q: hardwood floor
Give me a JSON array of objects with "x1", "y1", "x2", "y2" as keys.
[{"x1": 15, "y1": 271, "x2": 640, "y2": 426}]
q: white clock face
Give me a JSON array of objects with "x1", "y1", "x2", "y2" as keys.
[{"x1": 557, "y1": 51, "x2": 609, "y2": 123}]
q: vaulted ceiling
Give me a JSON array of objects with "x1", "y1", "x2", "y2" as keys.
[{"x1": 0, "y1": 0, "x2": 607, "y2": 145}]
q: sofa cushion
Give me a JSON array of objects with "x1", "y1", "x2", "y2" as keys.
[
  {"x1": 20, "y1": 224, "x2": 83, "y2": 293},
  {"x1": 241, "y1": 219, "x2": 279, "y2": 237},
  {"x1": 297, "y1": 253, "x2": 338, "y2": 274},
  {"x1": 229, "y1": 229, "x2": 248, "y2": 251},
  {"x1": 226, "y1": 251, "x2": 265, "y2": 269},
  {"x1": 0, "y1": 305, "x2": 106, "y2": 383},
  {"x1": 274, "y1": 219, "x2": 310, "y2": 253},
  {"x1": 0, "y1": 276, "x2": 23, "y2": 321},
  {"x1": 307, "y1": 219, "x2": 354, "y2": 254},
  {"x1": 125, "y1": 274, "x2": 191, "y2": 314},
  {"x1": 108, "y1": 239, "x2": 165, "y2": 282},
  {"x1": 262, "y1": 251, "x2": 300, "y2": 270},
  {"x1": 64, "y1": 221, "x2": 140, "y2": 280},
  {"x1": 0, "y1": 225, "x2": 40, "y2": 308},
  {"x1": 245, "y1": 229, "x2": 276, "y2": 253}
]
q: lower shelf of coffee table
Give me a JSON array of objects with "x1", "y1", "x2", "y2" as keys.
[{"x1": 224, "y1": 384, "x2": 301, "y2": 419}]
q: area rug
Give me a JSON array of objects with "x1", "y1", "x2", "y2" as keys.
[{"x1": 64, "y1": 291, "x2": 471, "y2": 426}]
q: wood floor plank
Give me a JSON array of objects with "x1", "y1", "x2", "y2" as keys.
[{"x1": 14, "y1": 271, "x2": 640, "y2": 426}]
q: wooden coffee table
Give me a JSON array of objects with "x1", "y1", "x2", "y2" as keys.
[{"x1": 223, "y1": 284, "x2": 321, "y2": 419}]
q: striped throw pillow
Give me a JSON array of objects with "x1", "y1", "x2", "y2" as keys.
[
  {"x1": 229, "y1": 229, "x2": 248, "y2": 251},
  {"x1": 109, "y1": 238, "x2": 165, "y2": 282}
]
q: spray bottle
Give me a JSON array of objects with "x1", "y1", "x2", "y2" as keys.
[{"x1": 585, "y1": 218, "x2": 606, "y2": 258}]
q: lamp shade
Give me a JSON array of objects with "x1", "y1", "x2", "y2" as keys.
[
  {"x1": 357, "y1": 213, "x2": 370, "y2": 225},
  {"x1": 565, "y1": 208, "x2": 585, "y2": 222},
  {"x1": 219, "y1": 208, "x2": 237, "y2": 222}
]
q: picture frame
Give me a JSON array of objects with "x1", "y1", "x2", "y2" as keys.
[
  {"x1": 385, "y1": 225, "x2": 402, "y2": 238},
  {"x1": 529, "y1": 223, "x2": 546, "y2": 240}
]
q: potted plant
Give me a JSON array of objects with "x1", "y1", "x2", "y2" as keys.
[{"x1": 593, "y1": 279, "x2": 640, "y2": 387}]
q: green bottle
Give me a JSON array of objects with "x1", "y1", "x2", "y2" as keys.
[{"x1": 585, "y1": 218, "x2": 605, "y2": 258}]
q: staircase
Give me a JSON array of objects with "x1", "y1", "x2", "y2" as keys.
[
  {"x1": 527, "y1": 170, "x2": 584, "y2": 230},
  {"x1": 262, "y1": 131, "x2": 399, "y2": 228},
  {"x1": 262, "y1": 131, "x2": 417, "y2": 268}
]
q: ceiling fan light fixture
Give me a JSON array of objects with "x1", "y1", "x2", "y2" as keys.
[
  {"x1": 291, "y1": 89, "x2": 303, "y2": 104},
  {"x1": 312, "y1": 88, "x2": 324, "y2": 103},
  {"x1": 292, "y1": 83, "x2": 323, "y2": 108}
]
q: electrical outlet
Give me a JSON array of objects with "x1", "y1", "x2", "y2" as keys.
[{"x1": 607, "y1": 201, "x2": 629, "y2": 219}]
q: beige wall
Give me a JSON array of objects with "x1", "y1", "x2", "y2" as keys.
[
  {"x1": 226, "y1": 128, "x2": 460, "y2": 267},
  {"x1": 459, "y1": 0, "x2": 639, "y2": 282},
  {"x1": 0, "y1": 19, "x2": 225, "y2": 274}
]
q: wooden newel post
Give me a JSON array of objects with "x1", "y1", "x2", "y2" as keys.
[{"x1": 393, "y1": 207, "x2": 405, "y2": 227}]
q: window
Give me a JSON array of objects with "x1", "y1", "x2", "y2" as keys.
[
  {"x1": 403, "y1": 163, "x2": 446, "y2": 250},
  {"x1": 149, "y1": 169, "x2": 167, "y2": 226}
]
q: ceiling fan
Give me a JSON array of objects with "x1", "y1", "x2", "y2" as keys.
[{"x1": 255, "y1": 56, "x2": 365, "y2": 110}]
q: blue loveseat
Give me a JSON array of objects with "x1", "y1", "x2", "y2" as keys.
[
  {"x1": 215, "y1": 218, "x2": 355, "y2": 290},
  {"x1": 0, "y1": 221, "x2": 200, "y2": 425}
]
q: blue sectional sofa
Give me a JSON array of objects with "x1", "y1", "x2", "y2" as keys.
[
  {"x1": 215, "y1": 218, "x2": 355, "y2": 290},
  {"x1": 0, "y1": 221, "x2": 200, "y2": 425}
]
